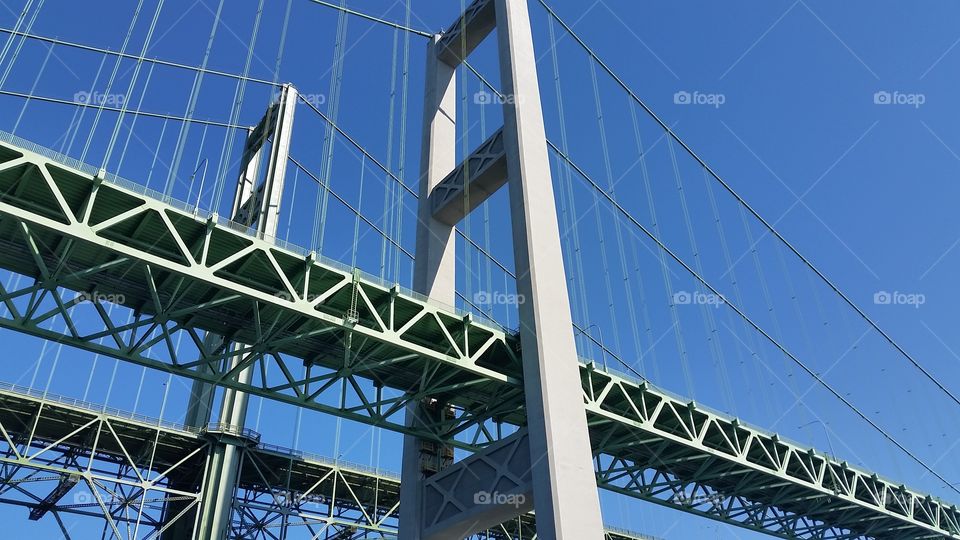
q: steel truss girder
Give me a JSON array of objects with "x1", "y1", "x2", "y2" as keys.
[
  {"x1": 0, "y1": 386, "x2": 206, "y2": 539},
  {"x1": 0, "y1": 135, "x2": 956, "y2": 538},
  {"x1": 0, "y1": 383, "x2": 403, "y2": 539},
  {"x1": 0, "y1": 134, "x2": 524, "y2": 451},
  {"x1": 584, "y1": 366, "x2": 960, "y2": 539},
  {"x1": 0, "y1": 383, "x2": 654, "y2": 540}
]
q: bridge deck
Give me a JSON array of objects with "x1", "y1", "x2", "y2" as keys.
[
  {"x1": 0, "y1": 132, "x2": 955, "y2": 539},
  {"x1": 0, "y1": 382, "x2": 656, "y2": 540}
]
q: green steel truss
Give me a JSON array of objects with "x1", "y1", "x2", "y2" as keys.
[
  {"x1": 0, "y1": 381, "x2": 655, "y2": 540},
  {"x1": 0, "y1": 381, "x2": 399, "y2": 538},
  {"x1": 0, "y1": 133, "x2": 956, "y2": 539}
]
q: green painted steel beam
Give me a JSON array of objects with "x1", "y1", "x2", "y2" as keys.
[
  {"x1": 0, "y1": 132, "x2": 956, "y2": 539},
  {"x1": 0, "y1": 381, "x2": 656, "y2": 540}
]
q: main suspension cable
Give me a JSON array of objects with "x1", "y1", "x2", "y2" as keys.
[
  {"x1": 537, "y1": 0, "x2": 960, "y2": 410},
  {"x1": 549, "y1": 140, "x2": 960, "y2": 494},
  {"x1": 305, "y1": 0, "x2": 432, "y2": 37}
]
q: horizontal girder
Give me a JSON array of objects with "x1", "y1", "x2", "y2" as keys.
[
  {"x1": 0, "y1": 381, "x2": 653, "y2": 540},
  {"x1": 0, "y1": 132, "x2": 955, "y2": 539},
  {"x1": 430, "y1": 128, "x2": 508, "y2": 226},
  {"x1": 435, "y1": 0, "x2": 496, "y2": 65}
]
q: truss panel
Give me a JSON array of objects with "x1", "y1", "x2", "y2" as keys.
[{"x1": 0, "y1": 134, "x2": 955, "y2": 538}]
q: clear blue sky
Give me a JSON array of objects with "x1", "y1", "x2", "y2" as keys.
[{"x1": 0, "y1": 1, "x2": 959, "y2": 538}]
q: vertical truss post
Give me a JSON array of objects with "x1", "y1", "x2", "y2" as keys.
[
  {"x1": 401, "y1": 1, "x2": 604, "y2": 538},
  {"x1": 175, "y1": 84, "x2": 298, "y2": 540}
]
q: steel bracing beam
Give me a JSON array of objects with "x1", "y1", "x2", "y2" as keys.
[
  {"x1": 435, "y1": 0, "x2": 496, "y2": 65},
  {"x1": 0, "y1": 133, "x2": 956, "y2": 538},
  {"x1": 0, "y1": 382, "x2": 656, "y2": 540},
  {"x1": 429, "y1": 128, "x2": 507, "y2": 226}
]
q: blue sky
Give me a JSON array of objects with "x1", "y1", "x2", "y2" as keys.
[{"x1": 1, "y1": 0, "x2": 959, "y2": 538}]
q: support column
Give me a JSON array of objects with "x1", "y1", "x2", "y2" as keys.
[
  {"x1": 168, "y1": 84, "x2": 298, "y2": 540},
  {"x1": 399, "y1": 35, "x2": 458, "y2": 540},
  {"x1": 494, "y1": 0, "x2": 605, "y2": 536},
  {"x1": 401, "y1": 0, "x2": 605, "y2": 538},
  {"x1": 412, "y1": 37, "x2": 458, "y2": 304}
]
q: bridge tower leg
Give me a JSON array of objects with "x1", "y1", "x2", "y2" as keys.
[
  {"x1": 400, "y1": 1, "x2": 605, "y2": 539},
  {"x1": 163, "y1": 84, "x2": 298, "y2": 540}
]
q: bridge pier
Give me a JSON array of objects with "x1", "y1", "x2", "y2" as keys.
[
  {"x1": 400, "y1": 1, "x2": 605, "y2": 538},
  {"x1": 168, "y1": 84, "x2": 298, "y2": 540}
]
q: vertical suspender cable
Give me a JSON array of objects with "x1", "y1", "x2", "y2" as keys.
[
  {"x1": 668, "y1": 139, "x2": 736, "y2": 411},
  {"x1": 0, "y1": 0, "x2": 34, "y2": 70},
  {"x1": 211, "y1": 0, "x2": 272, "y2": 213},
  {"x1": 394, "y1": 0, "x2": 412, "y2": 282},
  {"x1": 63, "y1": 53, "x2": 108, "y2": 155},
  {"x1": 547, "y1": 17, "x2": 591, "y2": 354},
  {"x1": 80, "y1": 0, "x2": 146, "y2": 164},
  {"x1": 314, "y1": 0, "x2": 350, "y2": 252},
  {"x1": 145, "y1": 117, "x2": 169, "y2": 189},
  {"x1": 100, "y1": 0, "x2": 166, "y2": 171},
  {"x1": 115, "y1": 62, "x2": 156, "y2": 174},
  {"x1": 459, "y1": 0, "x2": 473, "y2": 314},
  {"x1": 626, "y1": 101, "x2": 694, "y2": 395},
  {"x1": 380, "y1": 25, "x2": 400, "y2": 281},
  {"x1": 0, "y1": 0, "x2": 45, "y2": 90},
  {"x1": 163, "y1": 0, "x2": 225, "y2": 197},
  {"x1": 702, "y1": 167, "x2": 772, "y2": 419},
  {"x1": 480, "y1": 89, "x2": 493, "y2": 312},
  {"x1": 11, "y1": 40, "x2": 52, "y2": 133}
]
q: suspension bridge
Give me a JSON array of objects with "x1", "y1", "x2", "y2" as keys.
[{"x1": 0, "y1": 0, "x2": 956, "y2": 538}]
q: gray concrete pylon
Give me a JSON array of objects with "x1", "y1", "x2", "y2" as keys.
[
  {"x1": 401, "y1": 0, "x2": 605, "y2": 538},
  {"x1": 494, "y1": 0, "x2": 604, "y2": 536},
  {"x1": 399, "y1": 33, "x2": 458, "y2": 540}
]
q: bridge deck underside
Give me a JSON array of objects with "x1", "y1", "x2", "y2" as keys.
[
  {"x1": 0, "y1": 385, "x2": 656, "y2": 540},
  {"x1": 0, "y1": 135, "x2": 955, "y2": 539}
]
